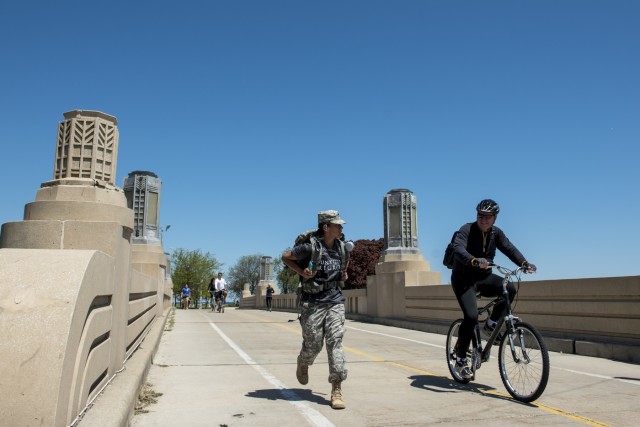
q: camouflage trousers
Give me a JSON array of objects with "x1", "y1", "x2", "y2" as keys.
[{"x1": 298, "y1": 302, "x2": 347, "y2": 383}]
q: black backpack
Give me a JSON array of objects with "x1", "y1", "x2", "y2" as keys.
[
  {"x1": 442, "y1": 231, "x2": 459, "y2": 269},
  {"x1": 292, "y1": 230, "x2": 323, "y2": 275}
]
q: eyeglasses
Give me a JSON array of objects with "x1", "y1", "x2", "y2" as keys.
[{"x1": 477, "y1": 213, "x2": 495, "y2": 219}]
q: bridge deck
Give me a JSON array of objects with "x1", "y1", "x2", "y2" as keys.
[{"x1": 130, "y1": 308, "x2": 640, "y2": 427}]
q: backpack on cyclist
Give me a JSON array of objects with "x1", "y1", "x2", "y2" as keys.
[
  {"x1": 443, "y1": 231, "x2": 459, "y2": 269},
  {"x1": 290, "y1": 230, "x2": 347, "y2": 294}
]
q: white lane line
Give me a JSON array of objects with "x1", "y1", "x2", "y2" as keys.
[
  {"x1": 559, "y1": 369, "x2": 640, "y2": 386},
  {"x1": 207, "y1": 321, "x2": 335, "y2": 427},
  {"x1": 347, "y1": 326, "x2": 444, "y2": 349},
  {"x1": 347, "y1": 325, "x2": 640, "y2": 386}
]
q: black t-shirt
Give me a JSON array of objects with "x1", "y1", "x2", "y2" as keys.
[{"x1": 292, "y1": 239, "x2": 345, "y2": 305}]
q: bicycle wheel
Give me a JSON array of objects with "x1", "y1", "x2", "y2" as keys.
[
  {"x1": 498, "y1": 321, "x2": 550, "y2": 402},
  {"x1": 446, "y1": 319, "x2": 471, "y2": 384}
]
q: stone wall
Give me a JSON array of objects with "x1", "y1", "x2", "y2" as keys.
[
  {"x1": 0, "y1": 111, "x2": 171, "y2": 426},
  {"x1": 242, "y1": 275, "x2": 640, "y2": 364}
]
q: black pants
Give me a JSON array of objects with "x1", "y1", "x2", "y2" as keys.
[
  {"x1": 452, "y1": 273, "x2": 516, "y2": 360},
  {"x1": 266, "y1": 296, "x2": 272, "y2": 308}
]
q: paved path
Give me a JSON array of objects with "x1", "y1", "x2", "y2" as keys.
[{"x1": 131, "y1": 307, "x2": 640, "y2": 427}]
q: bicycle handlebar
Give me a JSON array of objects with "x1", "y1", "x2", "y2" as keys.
[{"x1": 487, "y1": 263, "x2": 534, "y2": 276}]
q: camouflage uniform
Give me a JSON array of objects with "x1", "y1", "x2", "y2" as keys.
[
  {"x1": 298, "y1": 302, "x2": 347, "y2": 383},
  {"x1": 287, "y1": 210, "x2": 350, "y2": 409}
]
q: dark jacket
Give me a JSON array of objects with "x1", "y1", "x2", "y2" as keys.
[{"x1": 452, "y1": 222, "x2": 526, "y2": 281}]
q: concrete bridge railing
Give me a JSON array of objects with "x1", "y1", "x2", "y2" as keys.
[
  {"x1": 243, "y1": 275, "x2": 640, "y2": 364},
  {"x1": 0, "y1": 110, "x2": 171, "y2": 426}
]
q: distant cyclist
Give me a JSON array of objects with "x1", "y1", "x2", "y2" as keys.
[
  {"x1": 451, "y1": 199, "x2": 536, "y2": 379},
  {"x1": 214, "y1": 272, "x2": 227, "y2": 311}
]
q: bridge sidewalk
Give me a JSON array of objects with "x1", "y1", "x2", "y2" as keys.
[{"x1": 90, "y1": 306, "x2": 640, "y2": 427}]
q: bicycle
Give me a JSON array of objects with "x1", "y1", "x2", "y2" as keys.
[
  {"x1": 445, "y1": 264, "x2": 550, "y2": 403},
  {"x1": 215, "y1": 290, "x2": 226, "y2": 313}
]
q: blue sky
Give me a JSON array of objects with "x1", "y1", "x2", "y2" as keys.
[{"x1": 1, "y1": 1, "x2": 638, "y2": 282}]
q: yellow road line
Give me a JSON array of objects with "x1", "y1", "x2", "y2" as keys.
[{"x1": 246, "y1": 311, "x2": 610, "y2": 427}]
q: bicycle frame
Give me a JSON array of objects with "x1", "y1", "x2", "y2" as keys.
[
  {"x1": 474, "y1": 265, "x2": 527, "y2": 366},
  {"x1": 446, "y1": 263, "x2": 549, "y2": 402}
]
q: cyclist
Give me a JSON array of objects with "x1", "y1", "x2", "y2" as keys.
[
  {"x1": 214, "y1": 272, "x2": 227, "y2": 312},
  {"x1": 451, "y1": 199, "x2": 536, "y2": 379}
]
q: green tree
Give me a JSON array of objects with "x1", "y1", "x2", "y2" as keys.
[
  {"x1": 171, "y1": 248, "x2": 222, "y2": 307},
  {"x1": 227, "y1": 254, "x2": 262, "y2": 296},
  {"x1": 274, "y1": 252, "x2": 299, "y2": 294}
]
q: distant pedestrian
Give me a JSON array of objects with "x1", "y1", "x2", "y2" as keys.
[
  {"x1": 181, "y1": 284, "x2": 191, "y2": 310},
  {"x1": 266, "y1": 284, "x2": 274, "y2": 311},
  {"x1": 208, "y1": 278, "x2": 215, "y2": 311}
]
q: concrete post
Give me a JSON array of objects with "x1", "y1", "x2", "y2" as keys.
[
  {"x1": 125, "y1": 170, "x2": 170, "y2": 317},
  {"x1": 367, "y1": 189, "x2": 441, "y2": 319}
]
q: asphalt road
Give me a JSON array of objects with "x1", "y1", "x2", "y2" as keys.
[{"x1": 131, "y1": 307, "x2": 640, "y2": 427}]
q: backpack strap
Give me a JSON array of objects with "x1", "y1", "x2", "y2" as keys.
[
  {"x1": 308, "y1": 235, "x2": 323, "y2": 274},
  {"x1": 337, "y1": 240, "x2": 347, "y2": 273}
]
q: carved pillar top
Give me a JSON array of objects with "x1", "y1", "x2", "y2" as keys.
[
  {"x1": 260, "y1": 256, "x2": 274, "y2": 281},
  {"x1": 383, "y1": 188, "x2": 421, "y2": 255},
  {"x1": 123, "y1": 171, "x2": 162, "y2": 244},
  {"x1": 51, "y1": 110, "x2": 119, "y2": 186}
]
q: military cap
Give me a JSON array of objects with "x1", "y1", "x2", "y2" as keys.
[{"x1": 318, "y1": 210, "x2": 346, "y2": 225}]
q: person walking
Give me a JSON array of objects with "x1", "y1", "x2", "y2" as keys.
[
  {"x1": 208, "y1": 278, "x2": 215, "y2": 311},
  {"x1": 181, "y1": 284, "x2": 191, "y2": 310},
  {"x1": 282, "y1": 210, "x2": 350, "y2": 410},
  {"x1": 266, "y1": 283, "x2": 274, "y2": 311},
  {"x1": 450, "y1": 199, "x2": 536, "y2": 380}
]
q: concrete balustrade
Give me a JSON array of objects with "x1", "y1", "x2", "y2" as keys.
[
  {"x1": 0, "y1": 249, "x2": 115, "y2": 426},
  {"x1": 0, "y1": 111, "x2": 171, "y2": 426},
  {"x1": 245, "y1": 275, "x2": 640, "y2": 363}
]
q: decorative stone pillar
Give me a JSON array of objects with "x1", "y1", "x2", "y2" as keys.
[
  {"x1": 124, "y1": 170, "x2": 170, "y2": 315},
  {"x1": 0, "y1": 110, "x2": 133, "y2": 425},
  {"x1": 256, "y1": 256, "x2": 277, "y2": 308},
  {"x1": 123, "y1": 171, "x2": 163, "y2": 244},
  {"x1": 242, "y1": 283, "x2": 252, "y2": 298},
  {"x1": 52, "y1": 110, "x2": 119, "y2": 186},
  {"x1": 260, "y1": 256, "x2": 274, "y2": 281},
  {"x1": 383, "y1": 188, "x2": 419, "y2": 255},
  {"x1": 367, "y1": 189, "x2": 441, "y2": 319}
]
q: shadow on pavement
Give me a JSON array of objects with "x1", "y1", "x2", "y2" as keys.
[
  {"x1": 246, "y1": 388, "x2": 330, "y2": 406},
  {"x1": 409, "y1": 374, "x2": 537, "y2": 406}
]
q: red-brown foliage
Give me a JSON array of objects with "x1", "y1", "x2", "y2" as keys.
[{"x1": 344, "y1": 238, "x2": 384, "y2": 289}]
